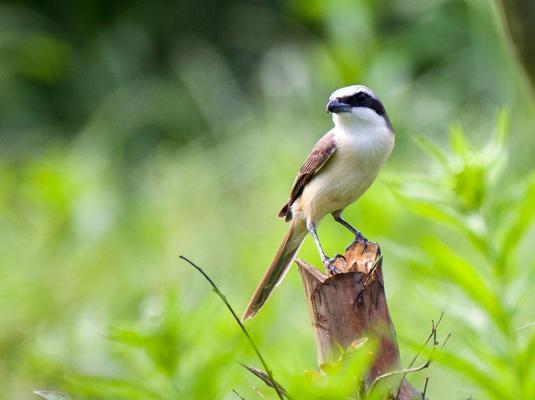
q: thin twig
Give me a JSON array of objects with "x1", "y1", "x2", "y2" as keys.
[
  {"x1": 241, "y1": 364, "x2": 289, "y2": 398},
  {"x1": 407, "y1": 311, "x2": 445, "y2": 370},
  {"x1": 393, "y1": 311, "x2": 445, "y2": 398},
  {"x1": 369, "y1": 362, "x2": 430, "y2": 393},
  {"x1": 421, "y1": 376, "x2": 430, "y2": 399},
  {"x1": 179, "y1": 255, "x2": 286, "y2": 400},
  {"x1": 368, "y1": 311, "x2": 449, "y2": 397},
  {"x1": 373, "y1": 332, "x2": 449, "y2": 396},
  {"x1": 232, "y1": 389, "x2": 247, "y2": 400}
]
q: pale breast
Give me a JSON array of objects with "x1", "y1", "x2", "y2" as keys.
[{"x1": 294, "y1": 127, "x2": 393, "y2": 222}]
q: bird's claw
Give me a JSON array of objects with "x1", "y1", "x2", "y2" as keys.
[
  {"x1": 355, "y1": 231, "x2": 368, "y2": 243},
  {"x1": 322, "y1": 254, "x2": 345, "y2": 275},
  {"x1": 327, "y1": 263, "x2": 339, "y2": 275},
  {"x1": 345, "y1": 231, "x2": 369, "y2": 251}
]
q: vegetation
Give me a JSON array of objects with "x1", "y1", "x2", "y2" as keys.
[{"x1": 1, "y1": 1, "x2": 534, "y2": 399}]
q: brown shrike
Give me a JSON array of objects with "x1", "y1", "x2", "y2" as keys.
[{"x1": 242, "y1": 85, "x2": 394, "y2": 321}]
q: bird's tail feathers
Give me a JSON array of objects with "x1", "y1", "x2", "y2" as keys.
[{"x1": 242, "y1": 220, "x2": 306, "y2": 321}]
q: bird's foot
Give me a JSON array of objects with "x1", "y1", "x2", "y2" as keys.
[
  {"x1": 346, "y1": 231, "x2": 370, "y2": 252},
  {"x1": 355, "y1": 230, "x2": 368, "y2": 243},
  {"x1": 322, "y1": 254, "x2": 345, "y2": 275}
]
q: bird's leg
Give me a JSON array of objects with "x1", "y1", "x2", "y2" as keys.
[
  {"x1": 306, "y1": 221, "x2": 340, "y2": 275},
  {"x1": 332, "y1": 211, "x2": 368, "y2": 243}
]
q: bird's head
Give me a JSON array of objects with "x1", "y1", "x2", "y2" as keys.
[{"x1": 327, "y1": 85, "x2": 393, "y2": 131}]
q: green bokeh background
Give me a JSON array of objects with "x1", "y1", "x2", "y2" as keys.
[{"x1": 1, "y1": 1, "x2": 534, "y2": 399}]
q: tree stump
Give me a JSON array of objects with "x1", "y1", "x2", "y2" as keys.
[{"x1": 295, "y1": 240, "x2": 420, "y2": 399}]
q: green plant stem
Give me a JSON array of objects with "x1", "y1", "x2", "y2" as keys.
[
  {"x1": 232, "y1": 389, "x2": 247, "y2": 399},
  {"x1": 179, "y1": 255, "x2": 286, "y2": 400}
]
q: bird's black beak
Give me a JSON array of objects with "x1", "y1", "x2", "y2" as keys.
[{"x1": 326, "y1": 98, "x2": 351, "y2": 113}]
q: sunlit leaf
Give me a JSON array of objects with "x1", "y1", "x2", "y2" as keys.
[
  {"x1": 518, "y1": 332, "x2": 535, "y2": 399},
  {"x1": 480, "y1": 110, "x2": 509, "y2": 163},
  {"x1": 482, "y1": 110, "x2": 510, "y2": 183},
  {"x1": 64, "y1": 375, "x2": 163, "y2": 400},
  {"x1": 241, "y1": 364, "x2": 289, "y2": 397},
  {"x1": 449, "y1": 124, "x2": 470, "y2": 158},
  {"x1": 450, "y1": 162, "x2": 487, "y2": 210},
  {"x1": 392, "y1": 192, "x2": 487, "y2": 253},
  {"x1": 423, "y1": 239, "x2": 510, "y2": 333},
  {"x1": 33, "y1": 391, "x2": 71, "y2": 400},
  {"x1": 412, "y1": 135, "x2": 450, "y2": 170},
  {"x1": 319, "y1": 361, "x2": 342, "y2": 375},
  {"x1": 499, "y1": 175, "x2": 535, "y2": 269},
  {"x1": 434, "y1": 349, "x2": 513, "y2": 400}
]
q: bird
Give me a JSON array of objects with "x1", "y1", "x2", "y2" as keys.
[{"x1": 242, "y1": 85, "x2": 395, "y2": 321}]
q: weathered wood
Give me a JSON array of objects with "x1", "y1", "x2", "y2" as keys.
[{"x1": 296, "y1": 240, "x2": 420, "y2": 399}]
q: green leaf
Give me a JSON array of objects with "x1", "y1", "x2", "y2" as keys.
[
  {"x1": 412, "y1": 135, "x2": 450, "y2": 170},
  {"x1": 241, "y1": 364, "x2": 289, "y2": 397},
  {"x1": 449, "y1": 124, "x2": 470, "y2": 158},
  {"x1": 393, "y1": 192, "x2": 487, "y2": 253},
  {"x1": 500, "y1": 174, "x2": 535, "y2": 263},
  {"x1": 423, "y1": 239, "x2": 510, "y2": 334},
  {"x1": 482, "y1": 110, "x2": 510, "y2": 183},
  {"x1": 519, "y1": 331, "x2": 535, "y2": 398},
  {"x1": 34, "y1": 391, "x2": 71, "y2": 400},
  {"x1": 492, "y1": 109, "x2": 510, "y2": 151},
  {"x1": 65, "y1": 375, "x2": 163, "y2": 400},
  {"x1": 434, "y1": 349, "x2": 513, "y2": 400}
]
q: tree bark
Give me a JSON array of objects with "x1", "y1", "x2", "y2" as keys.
[{"x1": 296, "y1": 240, "x2": 420, "y2": 399}]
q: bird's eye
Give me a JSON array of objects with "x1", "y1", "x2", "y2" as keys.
[
  {"x1": 345, "y1": 91, "x2": 369, "y2": 106},
  {"x1": 355, "y1": 92, "x2": 368, "y2": 102}
]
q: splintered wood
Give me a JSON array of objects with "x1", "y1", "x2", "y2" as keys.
[{"x1": 295, "y1": 240, "x2": 420, "y2": 399}]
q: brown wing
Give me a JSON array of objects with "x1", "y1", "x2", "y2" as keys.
[{"x1": 278, "y1": 130, "x2": 337, "y2": 221}]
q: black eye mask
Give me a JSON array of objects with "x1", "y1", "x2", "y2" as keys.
[{"x1": 339, "y1": 92, "x2": 387, "y2": 117}]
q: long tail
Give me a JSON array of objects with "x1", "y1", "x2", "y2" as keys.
[{"x1": 242, "y1": 220, "x2": 307, "y2": 321}]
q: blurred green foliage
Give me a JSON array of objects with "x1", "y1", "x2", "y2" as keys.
[
  {"x1": 390, "y1": 112, "x2": 535, "y2": 399},
  {"x1": 0, "y1": 0, "x2": 534, "y2": 399}
]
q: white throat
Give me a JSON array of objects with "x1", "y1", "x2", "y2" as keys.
[{"x1": 332, "y1": 109, "x2": 391, "y2": 137}]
